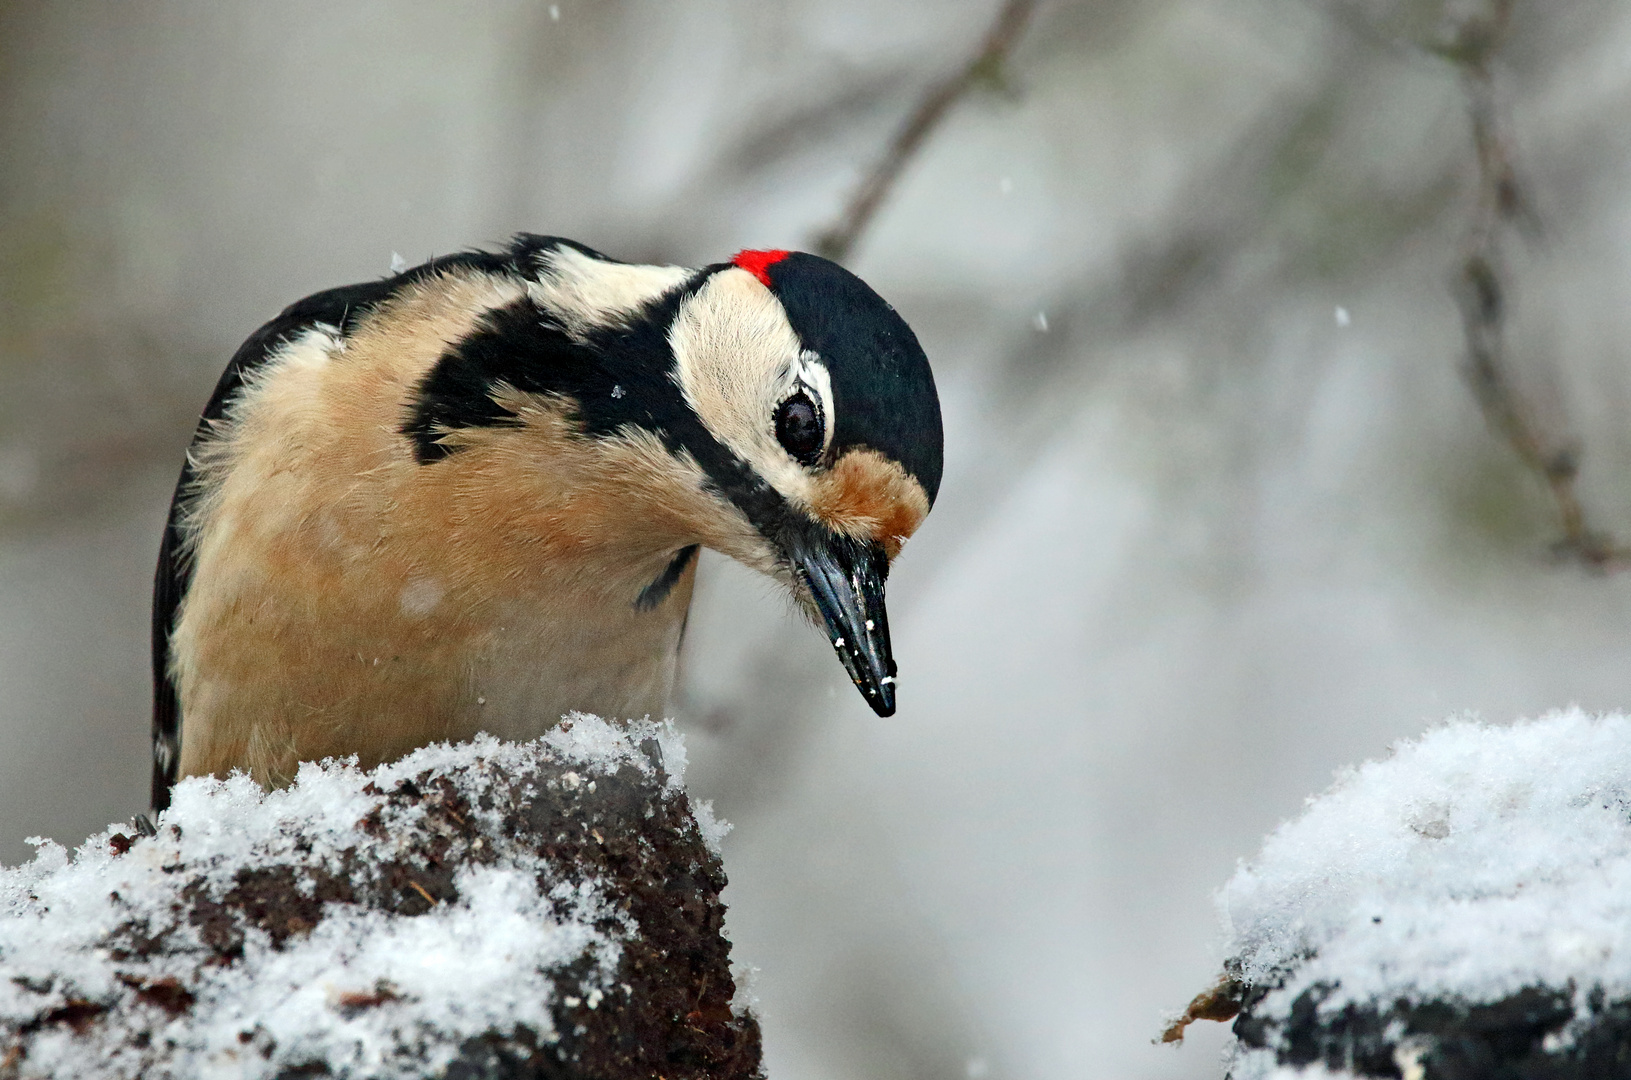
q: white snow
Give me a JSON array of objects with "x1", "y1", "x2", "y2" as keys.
[
  {"x1": 729, "y1": 961, "x2": 761, "y2": 1020},
  {"x1": 1218, "y1": 708, "x2": 1631, "y2": 1074},
  {"x1": 1235, "y1": 1063, "x2": 1359, "y2": 1080},
  {"x1": 0, "y1": 715, "x2": 686, "y2": 1079},
  {"x1": 691, "y1": 798, "x2": 733, "y2": 857}
]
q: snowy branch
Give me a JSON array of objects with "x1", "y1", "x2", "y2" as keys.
[{"x1": 0, "y1": 717, "x2": 758, "y2": 1080}]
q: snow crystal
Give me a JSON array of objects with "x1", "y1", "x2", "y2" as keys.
[
  {"x1": 1232, "y1": 1058, "x2": 1360, "y2": 1080},
  {"x1": 729, "y1": 962, "x2": 760, "y2": 1019},
  {"x1": 0, "y1": 715, "x2": 704, "y2": 1079},
  {"x1": 1219, "y1": 709, "x2": 1631, "y2": 1044},
  {"x1": 389, "y1": 251, "x2": 408, "y2": 274},
  {"x1": 691, "y1": 798, "x2": 733, "y2": 857}
]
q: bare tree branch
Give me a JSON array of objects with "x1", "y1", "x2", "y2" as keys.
[
  {"x1": 812, "y1": 0, "x2": 1039, "y2": 263},
  {"x1": 1435, "y1": 0, "x2": 1630, "y2": 570}
]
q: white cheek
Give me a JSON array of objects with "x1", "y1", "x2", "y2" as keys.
[{"x1": 669, "y1": 269, "x2": 820, "y2": 507}]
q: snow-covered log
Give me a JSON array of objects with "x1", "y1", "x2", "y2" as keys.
[
  {"x1": 1166, "y1": 710, "x2": 1631, "y2": 1079},
  {"x1": 0, "y1": 715, "x2": 760, "y2": 1080}
]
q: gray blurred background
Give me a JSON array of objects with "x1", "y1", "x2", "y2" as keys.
[{"x1": 5, "y1": 1, "x2": 1631, "y2": 1076}]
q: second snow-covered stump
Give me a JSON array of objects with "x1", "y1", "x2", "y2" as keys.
[
  {"x1": 0, "y1": 716, "x2": 759, "y2": 1079},
  {"x1": 1170, "y1": 710, "x2": 1631, "y2": 1079}
]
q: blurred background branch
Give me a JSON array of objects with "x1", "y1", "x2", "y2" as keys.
[
  {"x1": 1437, "y1": 0, "x2": 1631, "y2": 569},
  {"x1": 812, "y1": 0, "x2": 1039, "y2": 262}
]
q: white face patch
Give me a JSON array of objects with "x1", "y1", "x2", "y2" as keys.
[
  {"x1": 667, "y1": 267, "x2": 835, "y2": 510},
  {"x1": 527, "y1": 245, "x2": 691, "y2": 340}
]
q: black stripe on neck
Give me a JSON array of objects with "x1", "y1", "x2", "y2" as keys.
[{"x1": 635, "y1": 544, "x2": 699, "y2": 611}]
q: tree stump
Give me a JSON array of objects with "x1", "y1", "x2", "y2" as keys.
[
  {"x1": 0, "y1": 716, "x2": 760, "y2": 1080},
  {"x1": 1168, "y1": 710, "x2": 1631, "y2": 1079}
]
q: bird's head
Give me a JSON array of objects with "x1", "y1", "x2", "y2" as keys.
[
  {"x1": 665, "y1": 249, "x2": 943, "y2": 716},
  {"x1": 403, "y1": 239, "x2": 942, "y2": 716}
]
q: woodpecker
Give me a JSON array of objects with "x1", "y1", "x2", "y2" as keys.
[{"x1": 150, "y1": 237, "x2": 942, "y2": 810}]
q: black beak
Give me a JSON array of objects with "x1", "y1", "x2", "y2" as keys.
[{"x1": 788, "y1": 527, "x2": 897, "y2": 717}]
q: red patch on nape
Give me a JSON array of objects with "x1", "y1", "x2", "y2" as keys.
[{"x1": 731, "y1": 249, "x2": 791, "y2": 288}]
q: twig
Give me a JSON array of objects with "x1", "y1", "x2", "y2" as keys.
[
  {"x1": 1158, "y1": 974, "x2": 1245, "y2": 1045},
  {"x1": 812, "y1": 0, "x2": 1039, "y2": 263},
  {"x1": 1435, "y1": 0, "x2": 1630, "y2": 570}
]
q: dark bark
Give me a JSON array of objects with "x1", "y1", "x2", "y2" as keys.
[{"x1": 0, "y1": 729, "x2": 761, "y2": 1080}]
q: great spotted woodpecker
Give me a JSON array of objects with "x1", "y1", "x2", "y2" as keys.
[{"x1": 150, "y1": 237, "x2": 942, "y2": 809}]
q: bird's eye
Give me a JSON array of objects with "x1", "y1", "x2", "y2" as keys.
[{"x1": 774, "y1": 391, "x2": 824, "y2": 466}]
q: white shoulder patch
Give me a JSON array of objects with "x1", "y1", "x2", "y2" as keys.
[
  {"x1": 528, "y1": 246, "x2": 692, "y2": 338},
  {"x1": 175, "y1": 322, "x2": 345, "y2": 554}
]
